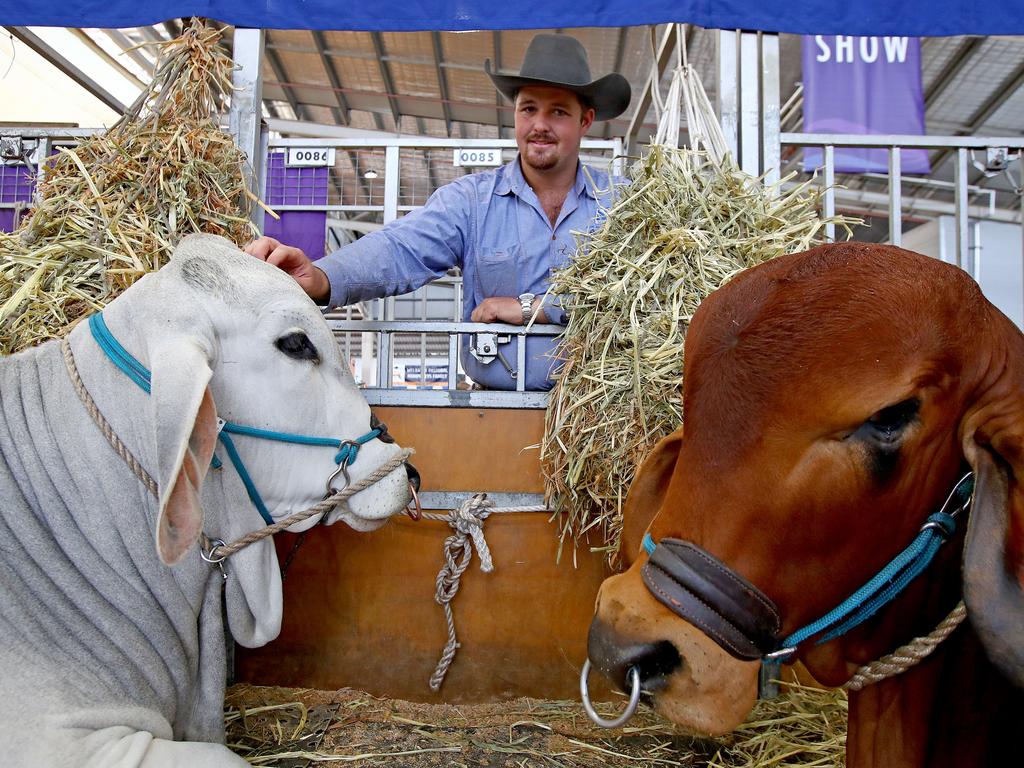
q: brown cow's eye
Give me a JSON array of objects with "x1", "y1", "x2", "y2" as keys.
[
  {"x1": 866, "y1": 398, "x2": 919, "y2": 438},
  {"x1": 851, "y1": 398, "x2": 919, "y2": 481},
  {"x1": 276, "y1": 331, "x2": 320, "y2": 363}
]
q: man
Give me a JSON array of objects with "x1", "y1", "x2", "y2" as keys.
[{"x1": 246, "y1": 33, "x2": 630, "y2": 390}]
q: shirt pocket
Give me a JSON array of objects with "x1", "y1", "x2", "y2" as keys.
[{"x1": 475, "y1": 245, "x2": 520, "y2": 298}]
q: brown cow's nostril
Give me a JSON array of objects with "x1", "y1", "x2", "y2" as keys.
[{"x1": 588, "y1": 619, "x2": 682, "y2": 693}]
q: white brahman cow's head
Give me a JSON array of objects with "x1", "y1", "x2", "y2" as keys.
[{"x1": 99, "y1": 233, "x2": 414, "y2": 567}]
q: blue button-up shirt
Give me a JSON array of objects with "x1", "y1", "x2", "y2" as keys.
[{"x1": 319, "y1": 156, "x2": 617, "y2": 390}]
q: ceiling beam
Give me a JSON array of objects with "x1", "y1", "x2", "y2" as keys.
[
  {"x1": 431, "y1": 32, "x2": 454, "y2": 137},
  {"x1": 5, "y1": 26, "x2": 126, "y2": 114},
  {"x1": 69, "y1": 28, "x2": 147, "y2": 90},
  {"x1": 924, "y1": 37, "x2": 985, "y2": 109},
  {"x1": 99, "y1": 28, "x2": 155, "y2": 76},
  {"x1": 265, "y1": 40, "x2": 311, "y2": 122},
  {"x1": 139, "y1": 26, "x2": 167, "y2": 44},
  {"x1": 265, "y1": 118, "x2": 423, "y2": 139},
  {"x1": 312, "y1": 30, "x2": 351, "y2": 126},
  {"x1": 265, "y1": 40, "x2": 500, "y2": 75},
  {"x1": 930, "y1": 57, "x2": 1024, "y2": 171},
  {"x1": 370, "y1": 32, "x2": 402, "y2": 130},
  {"x1": 162, "y1": 19, "x2": 182, "y2": 40}
]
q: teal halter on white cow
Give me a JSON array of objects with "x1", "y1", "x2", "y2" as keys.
[{"x1": 88, "y1": 312, "x2": 388, "y2": 526}]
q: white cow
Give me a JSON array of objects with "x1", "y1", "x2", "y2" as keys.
[{"x1": 0, "y1": 234, "x2": 412, "y2": 766}]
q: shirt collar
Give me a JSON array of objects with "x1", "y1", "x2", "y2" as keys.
[{"x1": 495, "y1": 155, "x2": 597, "y2": 199}]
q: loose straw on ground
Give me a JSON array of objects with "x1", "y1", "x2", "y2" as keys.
[
  {"x1": 0, "y1": 20, "x2": 258, "y2": 354},
  {"x1": 541, "y1": 146, "x2": 856, "y2": 562},
  {"x1": 225, "y1": 681, "x2": 848, "y2": 767}
]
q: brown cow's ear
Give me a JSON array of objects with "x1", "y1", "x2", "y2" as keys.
[
  {"x1": 960, "y1": 313, "x2": 1024, "y2": 688},
  {"x1": 618, "y1": 428, "x2": 683, "y2": 569}
]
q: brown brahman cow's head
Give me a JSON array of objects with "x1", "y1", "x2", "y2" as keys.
[{"x1": 587, "y1": 242, "x2": 1024, "y2": 736}]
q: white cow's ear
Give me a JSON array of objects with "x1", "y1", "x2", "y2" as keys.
[{"x1": 151, "y1": 339, "x2": 218, "y2": 565}]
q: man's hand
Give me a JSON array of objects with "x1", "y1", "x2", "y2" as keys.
[
  {"x1": 470, "y1": 297, "x2": 548, "y2": 324},
  {"x1": 244, "y1": 236, "x2": 331, "y2": 304}
]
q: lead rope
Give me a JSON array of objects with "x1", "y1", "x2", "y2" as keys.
[
  {"x1": 62, "y1": 335, "x2": 413, "y2": 561},
  {"x1": 62, "y1": 337, "x2": 159, "y2": 497},
  {"x1": 424, "y1": 493, "x2": 549, "y2": 691},
  {"x1": 842, "y1": 600, "x2": 967, "y2": 691}
]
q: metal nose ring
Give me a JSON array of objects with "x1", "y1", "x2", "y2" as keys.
[
  {"x1": 406, "y1": 480, "x2": 422, "y2": 521},
  {"x1": 580, "y1": 659, "x2": 642, "y2": 729}
]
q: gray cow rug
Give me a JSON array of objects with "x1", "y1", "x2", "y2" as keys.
[{"x1": 0, "y1": 234, "x2": 412, "y2": 767}]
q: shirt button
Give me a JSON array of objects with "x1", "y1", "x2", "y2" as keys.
[{"x1": 551, "y1": 235, "x2": 556, "y2": 241}]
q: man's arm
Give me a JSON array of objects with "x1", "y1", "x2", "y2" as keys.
[
  {"x1": 470, "y1": 296, "x2": 557, "y2": 324},
  {"x1": 247, "y1": 181, "x2": 471, "y2": 307}
]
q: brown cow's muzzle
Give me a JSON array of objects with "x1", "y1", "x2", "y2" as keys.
[{"x1": 585, "y1": 569, "x2": 760, "y2": 735}]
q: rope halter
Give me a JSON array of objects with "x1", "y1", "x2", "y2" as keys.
[{"x1": 66, "y1": 312, "x2": 413, "y2": 567}]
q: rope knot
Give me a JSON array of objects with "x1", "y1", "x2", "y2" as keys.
[{"x1": 451, "y1": 493, "x2": 495, "y2": 572}]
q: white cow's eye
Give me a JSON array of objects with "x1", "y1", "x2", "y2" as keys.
[{"x1": 275, "y1": 331, "x2": 320, "y2": 363}]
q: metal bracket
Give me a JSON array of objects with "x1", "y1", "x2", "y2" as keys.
[{"x1": 469, "y1": 332, "x2": 516, "y2": 377}]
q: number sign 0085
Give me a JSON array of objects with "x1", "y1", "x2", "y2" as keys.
[{"x1": 452, "y1": 148, "x2": 502, "y2": 167}]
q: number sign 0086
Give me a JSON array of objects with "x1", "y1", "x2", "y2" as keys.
[
  {"x1": 452, "y1": 148, "x2": 502, "y2": 167},
  {"x1": 286, "y1": 148, "x2": 336, "y2": 167}
]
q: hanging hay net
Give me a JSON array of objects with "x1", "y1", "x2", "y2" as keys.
[
  {"x1": 541, "y1": 145, "x2": 855, "y2": 563},
  {"x1": 0, "y1": 20, "x2": 258, "y2": 355}
]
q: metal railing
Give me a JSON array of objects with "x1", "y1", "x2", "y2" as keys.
[
  {"x1": 781, "y1": 133, "x2": 1024, "y2": 269},
  {"x1": 327, "y1": 318, "x2": 562, "y2": 409}
]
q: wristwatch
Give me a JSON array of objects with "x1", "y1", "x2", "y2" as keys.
[{"x1": 518, "y1": 293, "x2": 536, "y2": 325}]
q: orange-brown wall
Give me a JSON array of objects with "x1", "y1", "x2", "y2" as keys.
[{"x1": 235, "y1": 407, "x2": 614, "y2": 702}]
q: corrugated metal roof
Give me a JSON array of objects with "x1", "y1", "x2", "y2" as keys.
[{"x1": 69, "y1": 23, "x2": 1023, "y2": 225}]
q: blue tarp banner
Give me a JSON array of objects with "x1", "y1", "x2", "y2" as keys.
[{"x1": 4, "y1": 1, "x2": 1024, "y2": 36}]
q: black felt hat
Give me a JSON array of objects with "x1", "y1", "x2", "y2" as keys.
[{"x1": 485, "y1": 34, "x2": 631, "y2": 121}]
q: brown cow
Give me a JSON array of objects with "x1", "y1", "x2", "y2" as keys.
[{"x1": 585, "y1": 242, "x2": 1024, "y2": 767}]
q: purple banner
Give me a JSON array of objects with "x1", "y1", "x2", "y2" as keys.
[
  {"x1": 802, "y1": 36, "x2": 930, "y2": 174},
  {"x1": 264, "y1": 151, "x2": 329, "y2": 260},
  {"x1": 264, "y1": 210, "x2": 329, "y2": 262}
]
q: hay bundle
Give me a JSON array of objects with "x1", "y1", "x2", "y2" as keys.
[
  {"x1": 541, "y1": 146, "x2": 854, "y2": 560},
  {"x1": 0, "y1": 20, "x2": 256, "y2": 355}
]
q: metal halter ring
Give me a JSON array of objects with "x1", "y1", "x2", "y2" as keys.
[
  {"x1": 580, "y1": 659, "x2": 642, "y2": 729},
  {"x1": 200, "y1": 538, "x2": 228, "y2": 581},
  {"x1": 200, "y1": 538, "x2": 227, "y2": 564},
  {"x1": 325, "y1": 441, "x2": 361, "y2": 496}
]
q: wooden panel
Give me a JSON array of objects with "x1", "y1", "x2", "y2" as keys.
[
  {"x1": 235, "y1": 407, "x2": 613, "y2": 703},
  {"x1": 374, "y1": 406, "x2": 547, "y2": 492}
]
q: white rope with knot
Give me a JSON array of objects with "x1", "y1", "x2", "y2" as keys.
[
  {"x1": 422, "y1": 493, "x2": 549, "y2": 691},
  {"x1": 842, "y1": 600, "x2": 968, "y2": 691}
]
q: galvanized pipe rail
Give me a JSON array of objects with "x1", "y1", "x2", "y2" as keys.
[
  {"x1": 327, "y1": 318, "x2": 561, "y2": 409},
  {"x1": 781, "y1": 133, "x2": 1024, "y2": 269}
]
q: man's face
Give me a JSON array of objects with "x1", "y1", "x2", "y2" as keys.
[{"x1": 514, "y1": 86, "x2": 596, "y2": 176}]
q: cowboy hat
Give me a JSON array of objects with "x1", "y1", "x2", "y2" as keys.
[{"x1": 485, "y1": 34, "x2": 631, "y2": 122}]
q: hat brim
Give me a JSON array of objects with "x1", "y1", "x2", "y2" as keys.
[{"x1": 485, "y1": 60, "x2": 631, "y2": 122}]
